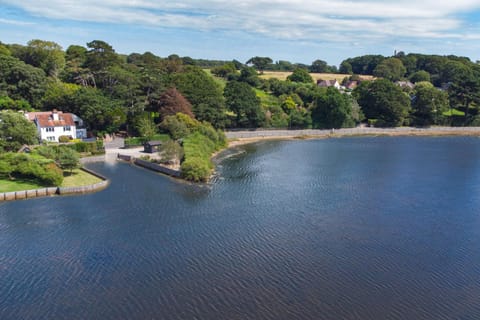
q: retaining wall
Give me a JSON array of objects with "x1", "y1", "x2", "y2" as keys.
[
  {"x1": 117, "y1": 153, "x2": 181, "y2": 178},
  {"x1": 133, "y1": 158, "x2": 182, "y2": 178}
]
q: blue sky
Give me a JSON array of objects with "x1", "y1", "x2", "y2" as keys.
[{"x1": 1, "y1": 0, "x2": 480, "y2": 66}]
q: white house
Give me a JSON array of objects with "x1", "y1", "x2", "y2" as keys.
[
  {"x1": 317, "y1": 79, "x2": 341, "y2": 89},
  {"x1": 25, "y1": 110, "x2": 85, "y2": 142}
]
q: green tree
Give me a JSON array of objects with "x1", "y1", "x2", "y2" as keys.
[
  {"x1": 211, "y1": 63, "x2": 237, "y2": 78},
  {"x1": 409, "y1": 70, "x2": 431, "y2": 83},
  {"x1": 173, "y1": 66, "x2": 227, "y2": 127},
  {"x1": 0, "y1": 110, "x2": 38, "y2": 151},
  {"x1": 85, "y1": 40, "x2": 120, "y2": 71},
  {"x1": 136, "y1": 116, "x2": 158, "y2": 142},
  {"x1": 354, "y1": 79, "x2": 411, "y2": 127},
  {"x1": 287, "y1": 68, "x2": 313, "y2": 83},
  {"x1": 224, "y1": 81, "x2": 265, "y2": 128},
  {"x1": 246, "y1": 56, "x2": 273, "y2": 73},
  {"x1": 339, "y1": 61, "x2": 353, "y2": 74},
  {"x1": 310, "y1": 59, "x2": 329, "y2": 73},
  {"x1": 0, "y1": 54, "x2": 47, "y2": 107},
  {"x1": 24, "y1": 39, "x2": 65, "y2": 78},
  {"x1": 411, "y1": 82, "x2": 449, "y2": 126},
  {"x1": 312, "y1": 87, "x2": 354, "y2": 129},
  {"x1": 373, "y1": 58, "x2": 406, "y2": 81}
]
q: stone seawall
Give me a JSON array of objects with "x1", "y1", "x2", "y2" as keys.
[
  {"x1": 0, "y1": 168, "x2": 109, "y2": 202},
  {"x1": 117, "y1": 154, "x2": 182, "y2": 178},
  {"x1": 134, "y1": 159, "x2": 182, "y2": 178}
]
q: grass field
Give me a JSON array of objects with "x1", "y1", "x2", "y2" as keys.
[
  {"x1": 0, "y1": 179, "x2": 44, "y2": 192},
  {"x1": 61, "y1": 169, "x2": 103, "y2": 187},
  {"x1": 259, "y1": 71, "x2": 374, "y2": 82}
]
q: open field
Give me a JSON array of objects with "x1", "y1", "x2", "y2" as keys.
[{"x1": 259, "y1": 71, "x2": 374, "y2": 82}]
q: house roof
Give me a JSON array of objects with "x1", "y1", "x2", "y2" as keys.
[
  {"x1": 145, "y1": 141, "x2": 163, "y2": 146},
  {"x1": 317, "y1": 79, "x2": 339, "y2": 87},
  {"x1": 26, "y1": 111, "x2": 75, "y2": 127}
]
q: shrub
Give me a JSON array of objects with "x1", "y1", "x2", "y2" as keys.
[
  {"x1": 181, "y1": 157, "x2": 211, "y2": 182},
  {"x1": 58, "y1": 135, "x2": 71, "y2": 143}
]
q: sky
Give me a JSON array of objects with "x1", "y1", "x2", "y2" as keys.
[{"x1": 1, "y1": 0, "x2": 480, "y2": 66}]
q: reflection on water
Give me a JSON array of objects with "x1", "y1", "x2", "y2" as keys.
[{"x1": 1, "y1": 137, "x2": 480, "y2": 319}]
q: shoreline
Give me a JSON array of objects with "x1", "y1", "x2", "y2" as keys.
[{"x1": 223, "y1": 127, "x2": 480, "y2": 149}]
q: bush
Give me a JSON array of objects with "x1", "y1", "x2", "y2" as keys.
[
  {"x1": 181, "y1": 157, "x2": 211, "y2": 182},
  {"x1": 58, "y1": 135, "x2": 71, "y2": 143}
]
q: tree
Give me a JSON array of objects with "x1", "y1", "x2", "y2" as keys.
[
  {"x1": 287, "y1": 68, "x2": 313, "y2": 83},
  {"x1": 310, "y1": 59, "x2": 329, "y2": 73},
  {"x1": 411, "y1": 82, "x2": 449, "y2": 126},
  {"x1": 158, "y1": 140, "x2": 184, "y2": 165},
  {"x1": 153, "y1": 87, "x2": 194, "y2": 121},
  {"x1": 339, "y1": 61, "x2": 353, "y2": 74},
  {"x1": 85, "y1": 40, "x2": 120, "y2": 71},
  {"x1": 354, "y1": 79, "x2": 411, "y2": 127},
  {"x1": 0, "y1": 54, "x2": 47, "y2": 107},
  {"x1": 173, "y1": 66, "x2": 227, "y2": 127},
  {"x1": 312, "y1": 87, "x2": 354, "y2": 129},
  {"x1": 24, "y1": 39, "x2": 65, "y2": 78},
  {"x1": 448, "y1": 74, "x2": 480, "y2": 124},
  {"x1": 0, "y1": 110, "x2": 38, "y2": 151},
  {"x1": 246, "y1": 56, "x2": 273, "y2": 73},
  {"x1": 373, "y1": 58, "x2": 406, "y2": 81},
  {"x1": 211, "y1": 63, "x2": 237, "y2": 78},
  {"x1": 409, "y1": 70, "x2": 431, "y2": 83},
  {"x1": 224, "y1": 81, "x2": 265, "y2": 128},
  {"x1": 136, "y1": 116, "x2": 158, "y2": 142}
]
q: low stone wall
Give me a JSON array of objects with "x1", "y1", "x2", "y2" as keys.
[
  {"x1": 0, "y1": 168, "x2": 109, "y2": 201},
  {"x1": 117, "y1": 153, "x2": 181, "y2": 178},
  {"x1": 57, "y1": 180, "x2": 109, "y2": 195},
  {"x1": 117, "y1": 154, "x2": 133, "y2": 162},
  {"x1": 0, "y1": 187, "x2": 58, "y2": 202},
  {"x1": 134, "y1": 158, "x2": 182, "y2": 178}
]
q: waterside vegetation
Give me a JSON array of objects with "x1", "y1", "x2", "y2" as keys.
[{"x1": 1, "y1": 39, "x2": 480, "y2": 182}]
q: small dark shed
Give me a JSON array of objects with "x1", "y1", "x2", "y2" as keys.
[{"x1": 144, "y1": 141, "x2": 163, "y2": 153}]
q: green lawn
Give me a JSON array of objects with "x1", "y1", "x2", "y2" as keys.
[
  {"x1": 0, "y1": 168, "x2": 103, "y2": 192},
  {"x1": 61, "y1": 169, "x2": 103, "y2": 187},
  {"x1": 0, "y1": 178, "x2": 44, "y2": 192}
]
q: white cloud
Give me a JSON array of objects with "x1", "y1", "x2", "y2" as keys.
[{"x1": 2, "y1": 0, "x2": 480, "y2": 43}]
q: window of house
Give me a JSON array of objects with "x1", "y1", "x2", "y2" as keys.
[
  {"x1": 64, "y1": 126, "x2": 71, "y2": 131},
  {"x1": 46, "y1": 127, "x2": 55, "y2": 132},
  {"x1": 47, "y1": 136, "x2": 55, "y2": 141}
]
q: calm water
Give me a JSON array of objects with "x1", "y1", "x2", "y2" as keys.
[{"x1": 2, "y1": 137, "x2": 480, "y2": 319}]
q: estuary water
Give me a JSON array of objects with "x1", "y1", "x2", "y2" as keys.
[{"x1": 1, "y1": 137, "x2": 480, "y2": 319}]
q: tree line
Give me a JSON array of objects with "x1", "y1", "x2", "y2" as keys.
[{"x1": 1, "y1": 39, "x2": 480, "y2": 139}]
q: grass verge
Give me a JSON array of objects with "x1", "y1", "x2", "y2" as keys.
[
  {"x1": 0, "y1": 179, "x2": 44, "y2": 192},
  {"x1": 61, "y1": 169, "x2": 103, "y2": 187}
]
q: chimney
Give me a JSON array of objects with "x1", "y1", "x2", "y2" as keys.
[{"x1": 52, "y1": 109, "x2": 59, "y2": 121}]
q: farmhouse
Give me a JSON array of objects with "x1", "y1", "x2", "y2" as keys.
[
  {"x1": 25, "y1": 110, "x2": 86, "y2": 142},
  {"x1": 317, "y1": 79, "x2": 341, "y2": 89}
]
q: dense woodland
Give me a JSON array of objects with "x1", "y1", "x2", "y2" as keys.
[{"x1": 1, "y1": 39, "x2": 480, "y2": 137}]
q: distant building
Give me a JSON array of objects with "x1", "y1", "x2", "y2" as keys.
[
  {"x1": 395, "y1": 81, "x2": 415, "y2": 90},
  {"x1": 344, "y1": 80, "x2": 359, "y2": 90},
  {"x1": 25, "y1": 110, "x2": 86, "y2": 142},
  {"x1": 317, "y1": 79, "x2": 341, "y2": 89}
]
